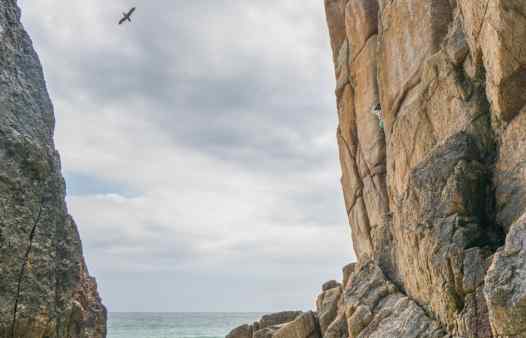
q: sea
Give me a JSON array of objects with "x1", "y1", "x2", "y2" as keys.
[{"x1": 108, "y1": 312, "x2": 264, "y2": 338}]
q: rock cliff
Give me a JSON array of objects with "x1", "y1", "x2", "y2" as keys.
[
  {"x1": 0, "y1": 1, "x2": 106, "y2": 337},
  {"x1": 228, "y1": 0, "x2": 526, "y2": 337}
]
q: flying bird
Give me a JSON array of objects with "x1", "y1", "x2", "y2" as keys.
[{"x1": 119, "y1": 7, "x2": 136, "y2": 25}]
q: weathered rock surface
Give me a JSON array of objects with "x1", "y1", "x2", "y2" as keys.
[
  {"x1": 0, "y1": 1, "x2": 106, "y2": 337},
  {"x1": 272, "y1": 312, "x2": 320, "y2": 338},
  {"x1": 259, "y1": 312, "x2": 304, "y2": 330},
  {"x1": 226, "y1": 312, "x2": 308, "y2": 338},
  {"x1": 229, "y1": 0, "x2": 526, "y2": 337},
  {"x1": 227, "y1": 324, "x2": 254, "y2": 338},
  {"x1": 344, "y1": 262, "x2": 447, "y2": 338},
  {"x1": 316, "y1": 281, "x2": 341, "y2": 335},
  {"x1": 324, "y1": 0, "x2": 526, "y2": 336},
  {"x1": 485, "y1": 216, "x2": 526, "y2": 337}
]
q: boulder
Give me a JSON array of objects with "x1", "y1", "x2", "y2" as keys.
[
  {"x1": 272, "y1": 312, "x2": 321, "y2": 338},
  {"x1": 259, "y1": 311, "x2": 303, "y2": 329},
  {"x1": 227, "y1": 324, "x2": 253, "y2": 338},
  {"x1": 322, "y1": 280, "x2": 341, "y2": 291},
  {"x1": 316, "y1": 286, "x2": 342, "y2": 335}
]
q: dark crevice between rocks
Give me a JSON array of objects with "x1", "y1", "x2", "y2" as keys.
[
  {"x1": 462, "y1": 64, "x2": 505, "y2": 252},
  {"x1": 10, "y1": 200, "x2": 45, "y2": 338},
  {"x1": 470, "y1": 172, "x2": 505, "y2": 251}
]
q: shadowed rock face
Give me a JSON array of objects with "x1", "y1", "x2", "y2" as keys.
[{"x1": 0, "y1": 1, "x2": 106, "y2": 337}]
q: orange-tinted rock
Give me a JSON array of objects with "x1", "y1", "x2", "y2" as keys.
[
  {"x1": 323, "y1": 0, "x2": 526, "y2": 337},
  {"x1": 345, "y1": 0, "x2": 379, "y2": 62},
  {"x1": 272, "y1": 312, "x2": 320, "y2": 338},
  {"x1": 378, "y1": 0, "x2": 452, "y2": 134}
]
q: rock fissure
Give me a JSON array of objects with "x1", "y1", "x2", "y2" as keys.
[
  {"x1": 386, "y1": 69, "x2": 422, "y2": 134},
  {"x1": 337, "y1": 131, "x2": 363, "y2": 214},
  {"x1": 350, "y1": 33, "x2": 378, "y2": 65},
  {"x1": 10, "y1": 199, "x2": 45, "y2": 338}
]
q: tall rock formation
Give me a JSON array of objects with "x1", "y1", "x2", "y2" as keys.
[
  {"x1": 228, "y1": 1, "x2": 526, "y2": 338},
  {"x1": 0, "y1": 1, "x2": 106, "y2": 337},
  {"x1": 327, "y1": 0, "x2": 526, "y2": 336}
]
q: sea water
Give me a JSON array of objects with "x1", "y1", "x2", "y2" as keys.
[{"x1": 108, "y1": 312, "x2": 264, "y2": 338}]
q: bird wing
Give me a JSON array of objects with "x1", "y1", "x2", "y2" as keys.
[
  {"x1": 118, "y1": 16, "x2": 126, "y2": 25},
  {"x1": 128, "y1": 7, "x2": 136, "y2": 16}
]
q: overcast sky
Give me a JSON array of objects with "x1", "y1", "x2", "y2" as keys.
[{"x1": 18, "y1": 0, "x2": 355, "y2": 312}]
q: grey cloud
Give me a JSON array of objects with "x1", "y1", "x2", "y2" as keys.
[
  {"x1": 19, "y1": 0, "x2": 353, "y2": 312},
  {"x1": 25, "y1": 0, "x2": 337, "y2": 173}
]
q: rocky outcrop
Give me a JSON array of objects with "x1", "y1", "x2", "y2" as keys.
[
  {"x1": 229, "y1": 0, "x2": 526, "y2": 337},
  {"x1": 226, "y1": 312, "x2": 313, "y2": 338},
  {"x1": 272, "y1": 312, "x2": 320, "y2": 338},
  {"x1": 344, "y1": 262, "x2": 448, "y2": 338},
  {"x1": 316, "y1": 281, "x2": 341, "y2": 335},
  {"x1": 0, "y1": 1, "x2": 106, "y2": 337},
  {"x1": 484, "y1": 216, "x2": 526, "y2": 337},
  {"x1": 324, "y1": 0, "x2": 526, "y2": 336}
]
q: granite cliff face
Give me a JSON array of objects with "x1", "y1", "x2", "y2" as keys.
[
  {"x1": 0, "y1": 1, "x2": 106, "y2": 337},
  {"x1": 228, "y1": 0, "x2": 526, "y2": 337}
]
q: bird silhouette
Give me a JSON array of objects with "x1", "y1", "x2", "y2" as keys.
[{"x1": 119, "y1": 7, "x2": 136, "y2": 25}]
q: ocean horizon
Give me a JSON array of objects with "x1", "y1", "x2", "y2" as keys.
[{"x1": 108, "y1": 312, "x2": 266, "y2": 338}]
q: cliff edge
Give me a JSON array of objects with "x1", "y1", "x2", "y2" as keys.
[
  {"x1": 229, "y1": 0, "x2": 526, "y2": 337},
  {"x1": 0, "y1": 1, "x2": 106, "y2": 337}
]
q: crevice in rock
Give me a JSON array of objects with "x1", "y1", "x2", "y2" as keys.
[
  {"x1": 386, "y1": 64, "x2": 423, "y2": 135},
  {"x1": 471, "y1": 68, "x2": 505, "y2": 252},
  {"x1": 337, "y1": 129, "x2": 363, "y2": 215},
  {"x1": 10, "y1": 200, "x2": 44, "y2": 338},
  {"x1": 350, "y1": 33, "x2": 378, "y2": 65},
  {"x1": 448, "y1": 58, "x2": 505, "y2": 253},
  {"x1": 472, "y1": 171, "x2": 505, "y2": 251}
]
